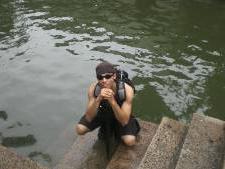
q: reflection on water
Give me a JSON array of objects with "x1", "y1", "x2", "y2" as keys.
[{"x1": 1, "y1": 0, "x2": 225, "y2": 167}]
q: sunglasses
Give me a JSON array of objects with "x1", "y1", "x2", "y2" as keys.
[{"x1": 97, "y1": 74, "x2": 113, "y2": 80}]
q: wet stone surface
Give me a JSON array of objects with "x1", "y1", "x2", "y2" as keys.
[
  {"x1": 175, "y1": 113, "x2": 225, "y2": 169},
  {"x1": 138, "y1": 117, "x2": 187, "y2": 169}
]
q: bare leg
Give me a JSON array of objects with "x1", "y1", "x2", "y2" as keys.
[
  {"x1": 121, "y1": 135, "x2": 136, "y2": 146},
  {"x1": 76, "y1": 124, "x2": 90, "y2": 135}
]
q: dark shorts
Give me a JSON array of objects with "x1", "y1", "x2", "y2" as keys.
[{"x1": 78, "y1": 113, "x2": 140, "y2": 137}]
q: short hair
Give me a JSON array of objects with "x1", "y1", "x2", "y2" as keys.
[{"x1": 96, "y1": 62, "x2": 116, "y2": 76}]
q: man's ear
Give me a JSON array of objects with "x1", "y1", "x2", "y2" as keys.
[{"x1": 113, "y1": 73, "x2": 116, "y2": 80}]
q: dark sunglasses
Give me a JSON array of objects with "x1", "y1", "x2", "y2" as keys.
[{"x1": 97, "y1": 74, "x2": 113, "y2": 80}]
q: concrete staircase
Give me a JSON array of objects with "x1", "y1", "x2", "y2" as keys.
[
  {"x1": 175, "y1": 114, "x2": 225, "y2": 169},
  {"x1": 138, "y1": 113, "x2": 225, "y2": 169},
  {"x1": 223, "y1": 156, "x2": 225, "y2": 169},
  {"x1": 106, "y1": 120, "x2": 158, "y2": 169},
  {"x1": 1, "y1": 113, "x2": 225, "y2": 169},
  {"x1": 137, "y1": 117, "x2": 187, "y2": 169},
  {"x1": 53, "y1": 120, "x2": 158, "y2": 169}
]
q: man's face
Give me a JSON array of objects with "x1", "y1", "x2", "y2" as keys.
[{"x1": 97, "y1": 73, "x2": 116, "y2": 88}]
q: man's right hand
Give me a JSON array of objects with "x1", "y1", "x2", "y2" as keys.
[{"x1": 100, "y1": 88, "x2": 115, "y2": 99}]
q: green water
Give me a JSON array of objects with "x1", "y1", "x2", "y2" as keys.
[{"x1": 0, "y1": 0, "x2": 225, "y2": 167}]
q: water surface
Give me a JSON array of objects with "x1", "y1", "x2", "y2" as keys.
[{"x1": 0, "y1": 0, "x2": 225, "y2": 167}]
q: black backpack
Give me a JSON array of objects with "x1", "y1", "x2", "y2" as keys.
[{"x1": 116, "y1": 69, "x2": 135, "y2": 101}]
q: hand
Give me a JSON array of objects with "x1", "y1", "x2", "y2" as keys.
[{"x1": 100, "y1": 88, "x2": 115, "y2": 99}]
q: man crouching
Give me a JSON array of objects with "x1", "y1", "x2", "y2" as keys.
[{"x1": 76, "y1": 61, "x2": 140, "y2": 146}]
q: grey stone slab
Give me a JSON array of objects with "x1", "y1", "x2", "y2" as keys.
[
  {"x1": 222, "y1": 127, "x2": 225, "y2": 169},
  {"x1": 0, "y1": 145, "x2": 49, "y2": 169},
  {"x1": 53, "y1": 129, "x2": 109, "y2": 169},
  {"x1": 106, "y1": 120, "x2": 158, "y2": 169},
  {"x1": 220, "y1": 129, "x2": 225, "y2": 169},
  {"x1": 223, "y1": 157, "x2": 225, "y2": 169},
  {"x1": 175, "y1": 113, "x2": 225, "y2": 169},
  {"x1": 138, "y1": 117, "x2": 187, "y2": 169}
]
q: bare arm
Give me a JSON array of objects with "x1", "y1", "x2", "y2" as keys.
[
  {"x1": 106, "y1": 83, "x2": 134, "y2": 126},
  {"x1": 84, "y1": 82, "x2": 103, "y2": 121}
]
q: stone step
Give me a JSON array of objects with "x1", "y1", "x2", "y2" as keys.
[
  {"x1": 53, "y1": 129, "x2": 109, "y2": 169},
  {"x1": 175, "y1": 113, "x2": 225, "y2": 169},
  {"x1": 54, "y1": 120, "x2": 158, "y2": 169},
  {"x1": 223, "y1": 157, "x2": 225, "y2": 169},
  {"x1": 138, "y1": 117, "x2": 187, "y2": 169},
  {"x1": 222, "y1": 130, "x2": 225, "y2": 169},
  {"x1": 106, "y1": 120, "x2": 158, "y2": 169},
  {"x1": 0, "y1": 145, "x2": 49, "y2": 169}
]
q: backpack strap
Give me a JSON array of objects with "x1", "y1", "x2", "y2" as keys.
[
  {"x1": 116, "y1": 69, "x2": 135, "y2": 94},
  {"x1": 117, "y1": 81, "x2": 126, "y2": 102},
  {"x1": 94, "y1": 83, "x2": 101, "y2": 98}
]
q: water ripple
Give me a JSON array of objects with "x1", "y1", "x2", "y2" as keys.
[{"x1": 1, "y1": 0, "x2": 224, "y2": 166}]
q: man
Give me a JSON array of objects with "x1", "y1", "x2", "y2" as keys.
[{"x1": 76, "y1": 61, "x2": 140, "y2": 146}]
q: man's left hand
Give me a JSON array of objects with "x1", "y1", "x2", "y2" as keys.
[{"x1": 101, "y1": 88, "x2": 115, "y2": 104}]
